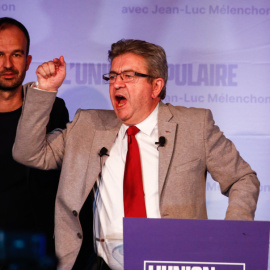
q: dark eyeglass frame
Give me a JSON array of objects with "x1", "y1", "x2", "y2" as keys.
[{"x1": 102, "y1": 71, "x2": 156, "y2": 84}]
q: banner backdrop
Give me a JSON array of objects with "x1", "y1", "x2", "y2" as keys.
[{"x1": 2, "y1": 0, "x2": 269, "y2": 221}]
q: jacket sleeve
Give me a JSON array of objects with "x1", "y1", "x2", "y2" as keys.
[
  {"x1": 204, "y1": 109, "x2": 260, "y2": 220},
  {"x1": 13, "y1": 87, "x2": 75, "y2": 170}
]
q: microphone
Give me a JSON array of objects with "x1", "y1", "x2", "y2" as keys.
[
  {"x1": 98, "y1": 147, "x2": 109, "y2": 157},
  {"x1": 155, "y1": 136, "x2": 166, "y2": 147}
]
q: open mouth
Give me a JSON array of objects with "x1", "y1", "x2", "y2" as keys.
[{"x1": 116, "y1": 95, "x2": 127, "y2": 107}]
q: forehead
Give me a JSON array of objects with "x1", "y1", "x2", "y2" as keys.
[
  {"x1": 110, "y1": 53, "x2": 148, "y2": 73},
  {"x1": 0, "y1": 25, "x2": 27, "y2": 51}
]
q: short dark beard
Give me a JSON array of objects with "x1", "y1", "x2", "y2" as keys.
[{"x1": 0, "y1": 68, "x2": 26, "y2": 92}]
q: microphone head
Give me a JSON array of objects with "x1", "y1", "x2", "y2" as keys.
[
  {"x1": 99, "y1": 147, "x2": 108, "y2": 157},
  {"x1": 159, "y1": 136, "x2": 166, "y2": 146}
]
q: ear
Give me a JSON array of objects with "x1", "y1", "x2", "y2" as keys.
[
  {"x1": 151, "y1": 78, "x2": 164, "y2": 99},
  {"x1": 26, "y1": 55, "x2": 32, "y2": 71}
]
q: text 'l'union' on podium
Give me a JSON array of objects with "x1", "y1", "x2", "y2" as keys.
[{"x1": 124, "y1": 218, "x2": 270, "y2": 270}]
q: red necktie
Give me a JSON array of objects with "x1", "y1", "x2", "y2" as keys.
[{"x1": 123, "y1": 126, "x2": 147, "y2": 217}]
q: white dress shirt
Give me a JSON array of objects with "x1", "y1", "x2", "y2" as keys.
[{"x1": 94, "y1": 104, "x2": 161, "y2": 270}]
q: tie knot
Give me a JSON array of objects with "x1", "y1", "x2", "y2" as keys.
[{"x1": 127, "y1": 126, "x2": 140, "y2": 136}]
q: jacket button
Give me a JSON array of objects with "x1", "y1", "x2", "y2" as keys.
[
  {"x1": 72, "y1": 210, "x2": 78, "y2": 217},
  {"x1": 77, "y1": 232, "x2": 82, "y2": 239}
]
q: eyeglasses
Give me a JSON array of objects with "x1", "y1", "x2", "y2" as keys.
[{"x1": 102, "y1": 71, "x2": 156, "y2": 84}]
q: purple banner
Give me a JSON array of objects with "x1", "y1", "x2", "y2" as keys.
[
  {"x1": 144, "y1": 262, "x2": 244, "y2": 270},
  {"x1": 124, "y1": 218, "x2": 270, "y2": 270}
]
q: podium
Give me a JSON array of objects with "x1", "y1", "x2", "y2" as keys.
[{"x1": 124, "y1": 218, "x2": 270, "y2": 270}]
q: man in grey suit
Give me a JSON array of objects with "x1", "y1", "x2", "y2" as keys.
[{"x1": 13, "y1": 39, "x2": 259, "y2": 270}]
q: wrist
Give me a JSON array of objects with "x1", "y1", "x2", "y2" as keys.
[{"x1": 32, "y1": 82, "x2": 58, "y2": 92}]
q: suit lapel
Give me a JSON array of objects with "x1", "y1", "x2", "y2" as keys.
[{"x1": 158, "y1": 102, "x2": 178, "y2": 196}]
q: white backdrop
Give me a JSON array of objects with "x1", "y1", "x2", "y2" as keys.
[{"x1": 2, "y1": 0, "x2": 269, "y2": 222}]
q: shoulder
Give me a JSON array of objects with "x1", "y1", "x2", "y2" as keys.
[
  {"x1": 71, "y1": 109, "x2": 119, "y2": 129},
  {"x1": 54, "y1": 96, "x2": 66, "y2": 107},
  {"x1": 161, "y1": 102, "x2": 211, "y2": 122},
  {"x1": 76, "y1": 108, "x2": 116, "y2": 119},
  {"x1": 50, "y1": 97, "x2": 68, "y2": 116}
]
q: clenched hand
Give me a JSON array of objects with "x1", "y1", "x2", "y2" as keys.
[{"x1": 36, "y1": 56, "x2": 66, "y2": 92}]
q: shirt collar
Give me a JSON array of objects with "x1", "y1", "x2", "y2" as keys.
[{"x1": 119, "y1": 103, "x2": 159, "y2": 140}]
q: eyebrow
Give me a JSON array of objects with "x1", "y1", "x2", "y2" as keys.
[
  {"x1": 0, "y1": 49, "x2": 25, "y2": 55},
  {"x1": 109, "y1": 69, "x2": 135, "y2": 74},
  {"x1": 12, "y1": 49, "x2": 25, "y2": 54}
]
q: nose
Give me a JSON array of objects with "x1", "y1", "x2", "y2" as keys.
[
  {"x1": 113, "y1": 73, "x2": 125, "y2": 88},
  {"x1": 3, "y1": 55, "x2": 13, "y2": 69}
]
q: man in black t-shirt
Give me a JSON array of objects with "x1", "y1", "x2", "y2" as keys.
[{"x1": 0, "y1": 17, "x2": 69, "y2": 263}]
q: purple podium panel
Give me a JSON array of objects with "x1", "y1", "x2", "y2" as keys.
[{"x1": 123, "y1": 218, "x2": 270, "y2": 270}]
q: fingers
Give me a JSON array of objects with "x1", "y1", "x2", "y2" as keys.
[
  {"x1": 53, "y1": 56, "x2": 65, "y2": 68},
  {"x1": 59, "y1": 56, "x2": 65, "y2": 67},
  {"x1": 35, "y1": 56, "x2": 66, "y2": 92},
  {"x1": 36, "y1": 61, "x2": 57, "y2": 79},
  {"x1": 36, "y1": 56, "x2": 65, "y2": 79}
]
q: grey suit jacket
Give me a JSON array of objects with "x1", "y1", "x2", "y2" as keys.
[{"x1": 13, "y1": 87, "x2": 259, "y2": 270}]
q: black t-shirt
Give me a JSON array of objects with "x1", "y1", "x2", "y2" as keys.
[
  {"x1": 0, "y1": 96, "x2": 95, "y2": 268},
  {"x1": 0, "y1": 107, "x2": 35, "y2": 230},
  {"x1": 0, "y1": 95, "x2": 70, "y2": 259}
]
